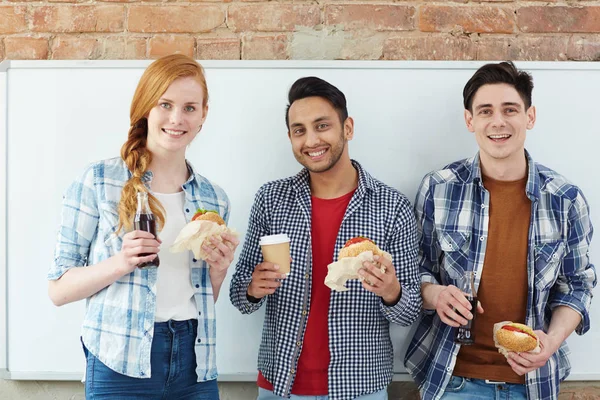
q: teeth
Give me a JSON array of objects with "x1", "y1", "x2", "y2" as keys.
[
  {"x1": 489, "y1": 134, "x2": 510, "y2": 139},
  {"x1": 164, "y1": 129, "x2": 185, "y2": 136},
  {"x1": 308, "y1": 149, "x2": 326, "y2": 157}
]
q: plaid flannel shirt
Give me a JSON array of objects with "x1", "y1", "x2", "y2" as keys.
[
  {"x1": 49, "y1": 157, "x2": 230, "y2": 381},
  {"x1": 404, "y1": 150, "x2": 596, "y2": 400},
  {"x1": 230, "y1": 160, "x2": 422, "y2": 400}
]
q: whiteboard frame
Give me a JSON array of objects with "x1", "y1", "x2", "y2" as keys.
[
  {"x1": 0, "y1": 62, "x2": 7, "y2": 378},
  {"x1": 0, "y1": 59, "x2": 598, "y2": 382}
]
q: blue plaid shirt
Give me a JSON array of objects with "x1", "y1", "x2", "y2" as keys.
[
  {"x1": 404, "y1": 151, "x2": 596, "y2": 400},
  {"x1": 230, "y1": 160, "x2": 422, "y2": 400},
  {"x1": 48, "y1": 157, "x2": 230, "y2": 381}
]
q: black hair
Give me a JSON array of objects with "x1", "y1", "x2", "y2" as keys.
[
  {"x1": 463, "y1": 61, "x2": 534, "y2": 112},
  {"x1": 285, "y1": 77, "x2": 348, "y2": 128}
]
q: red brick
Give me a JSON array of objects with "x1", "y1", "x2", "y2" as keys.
[
  {"x1": 5, "y1": 37, "x2": 49, "y2": 59},
  {"x1": 383, "y1": 35, "x2": 476, "y2": 60},
  {"x1": 51, "y1": 36, "x2": 101, "y2": 59},
  {"x1": 325, "y1": 4, "x2": 415, "y2": 31},
  {"x1": 228, "y1": 4, "x2": 319, "y2": 32},
  {"x1": 128, "y1": 5, "x2": 224, "y2": 33},
  {"x1": 420, "y1": 5, "x2": 515, "y2": 34},
  {"x1": 0, "y1": 6, "x2": 27, "y2": 34},
  {"x1": 32, "y1": 5, "x2": 124, "y2": 33},
  {"x1": 242, "y1": 33, "x2": 287, "y2": 60},
  {"x1": 567, "y1": 36, "x2": 600, "y2": 61},
  {"x1": 518, "y1": 6, "x2": 600, "y2": 33},
  {"x1": 102, "y1": 36, "x2": 147, "y2": 59},
  {"x1": 196, "y1": 37, "x2": 240, "y2": 59},
  {"x1": 149, "y1": 35, "x2": 195, "y2": 58},
  {"x1": 476, "y1": 37, "x2": 517, "y2": 60},
  {"x1": 514, "y1": 36, "x2": 569, "y2": 60}
]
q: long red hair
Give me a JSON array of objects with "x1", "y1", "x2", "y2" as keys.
[{"x1": 117, "y1": 54, "x2": 209, "y2": 233}]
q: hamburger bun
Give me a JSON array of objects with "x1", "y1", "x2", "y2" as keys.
[
  {"x1": 339, "y1": 237, "x2": 382, "y2": 259},
  {"x1": 493, "y1": 321, "x2": 540, "y2": 357},
  {"x1": 192, "y1": 209, "x2": 225, "y2": 226}
]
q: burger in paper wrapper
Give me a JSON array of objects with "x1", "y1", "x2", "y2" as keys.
[
  {"x1": 170, "y1": 209, "x2": 238, "y2": 260},
  {"x1": 325, "y1": 237, "x2": 392, "y2": 292},
  {"x1": 493, "y1": 321, "x2": 541, "y2": 358}
]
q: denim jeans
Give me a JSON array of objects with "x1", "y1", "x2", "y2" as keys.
[
  {"x1": 257, "y1": 387, "x2": 388, "y2": 400},
  {"x1": 84, "y1": 319, "x2": 219, "y2": 400},
  {"x1": 440, "y1": 376, "x2": 527, "y2": 400}
]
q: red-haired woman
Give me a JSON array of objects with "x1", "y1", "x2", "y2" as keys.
[{"x1": 48, "y1": 54, "x2": 238, "y2": 399}]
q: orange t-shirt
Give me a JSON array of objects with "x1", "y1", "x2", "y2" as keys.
[{"x1": 453, "y1": 174, "x2": 530, "y2": 384}]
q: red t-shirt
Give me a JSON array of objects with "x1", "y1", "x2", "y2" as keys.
[{"x1": 257, "y1": 189, "x2": 354, "y2": 395}]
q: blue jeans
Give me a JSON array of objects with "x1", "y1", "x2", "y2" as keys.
[
  {"x1": 441, "y1": 376, "x2": 527, "y2": 400},
  {"x1": 257, "y1": 387, "x2": 388, "y2": 400},
  {"x1": 84, "y1": 319, "x2": 219, "y2": 400}
]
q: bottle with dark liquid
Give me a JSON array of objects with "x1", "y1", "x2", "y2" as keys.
[
  {"x1": 454, "y1": 271, "x2": 477, "y2": 345},
  {"x1": 454, "y1": 296, "x2": 477, "y2": 345},
  {"x1": 134, "y1": 191, "x2": 159, "y2": 269}
]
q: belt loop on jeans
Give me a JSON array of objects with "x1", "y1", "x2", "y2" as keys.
[{"x1": 485, "y1": 380, "x2": 507, "y2": 384}]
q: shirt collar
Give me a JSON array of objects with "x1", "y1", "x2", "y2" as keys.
[
  {"x1": 290, "y1": 159, "x2": 376, "y2": 195},
  {"x1": 138, "y1": 160, "x2": 197, "y2": 188},
  {"x1": 465, "y1": 149, "x2": 540, "y2": 200}
]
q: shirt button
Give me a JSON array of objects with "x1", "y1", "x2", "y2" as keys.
[
  {"x1": 304, "y1": 273, "x2": 309, "y2": 279},
  {"x1": 198, "y1": 311, "x2": 202, "y2": 316},
  {"x1": 140, "y1": 371, "x2": 145, "y2": 376},
  {"x1": 302, "y1": 310, "x2": 307, "y2": 316},
  {"x1": 290, "y1": 369, "x2": 295, "y2": 374},
  {"x1": 446, "y1": 367, "x2": 452, "y2": 372},
  {"x1": 296, "y1": 341, "x2": 301, "y2": 347},
  {"x1": 481, "y1": 204, "x2": 486, "y2": 208},
  {"x1": 479, "y1": 236, "x2": 486, "y2": 241},
  {"x1": 193, "y1": 258, "x2": 197, "y2": 262},
  {"x1": 448, "y1": 244, "x2": 453, "y2": 250},
  {"x1": 197, "y1": 339, "x2": 201, "y2": 343},
  {"x1": 186, "y1": 208, "x2": 190, "y2": 212},
  {"x1": 195, "y1": 284, "x2": 200, "y2": 288}
]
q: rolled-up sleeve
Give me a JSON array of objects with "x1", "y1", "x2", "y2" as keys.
[
  {"x1": 48, "y1": 165, "x2": 99, "y2": 280},
  {"x1": 414, "y1": 174, "x2": 442, "y2": 286},
  {"x1": 550, "y1": 191, "x2": 596, "y2": 335},
  {"x1": 229, "y1": 186, "x2": 268, "y2": 314},
  {"x1": 380, "y1": 195, "x2": 422, "y2": 326}
]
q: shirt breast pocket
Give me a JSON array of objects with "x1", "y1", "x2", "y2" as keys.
[
  {"x1": 98, "y1": 202, "x2": 123, "y2": 253},
  {"x1": 534, "y1": 241, "x2": 566, "y2": 291},
  {"x1": 439, "y1": 230, "x2": 471, "y2": 283}
]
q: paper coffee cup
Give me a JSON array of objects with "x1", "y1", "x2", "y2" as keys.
[{"x1": 259, "y1": 234, "x2": 291, "y2": 275}]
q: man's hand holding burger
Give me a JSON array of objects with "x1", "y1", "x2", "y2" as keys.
[
  {"x1": 360, "y1": 255, "x2": 402, "y2": 305},
  {"x1": 338, "y1": 237, "x2": 402, "y2": 305}
]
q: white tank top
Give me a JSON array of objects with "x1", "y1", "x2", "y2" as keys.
[{"x1": 153, "y1": 191, "x2": 197, "y2": 322}]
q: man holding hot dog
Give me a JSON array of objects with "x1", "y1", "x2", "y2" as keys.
[
  {"x1": 405, "y1": 61, "x2": 596, "y2": 400},
  {"x1": 230, "y1": 77, "x2": 422, "y2": 399}
]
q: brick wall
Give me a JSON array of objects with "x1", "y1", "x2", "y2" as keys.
[{"x1": 1, "y1": 1, "x2": 600, "y2": 61}]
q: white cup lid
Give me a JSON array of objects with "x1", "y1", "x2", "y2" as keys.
[{"x1": 259, "y1": 234, "x2": 290, "y2": 245}]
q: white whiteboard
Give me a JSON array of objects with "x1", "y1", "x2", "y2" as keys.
[{"x1": 0, "y1": 60, "x2": 598, "y2": 381}]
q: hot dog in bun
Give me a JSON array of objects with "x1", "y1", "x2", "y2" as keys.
[
  {"x1": 338, "y1": 236, "x2": 383, "y2": 259},
  {"x1": 493, "y1": 321, "x2": 540, "y2": 357},
  {"x1": 192, "y1": 209, "x2": 225, "y2": 226}
]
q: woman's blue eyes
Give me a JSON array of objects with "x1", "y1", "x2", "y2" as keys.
[{"x1": 159, "y1": 103, "x2": 195, "y2": 112}]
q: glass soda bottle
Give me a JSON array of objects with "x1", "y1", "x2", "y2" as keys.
[{"x1": 134, "y1": 191, "x2": 159, "y2": 269}]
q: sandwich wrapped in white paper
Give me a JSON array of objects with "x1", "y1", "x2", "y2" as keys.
[
  {"x1": 324, "y1": 250, "x2": 392, "y2": 292},
  {"x1": 493, "y1": 321, "x2": 541, "y2": 358},
  {"x1": 170, "y1": 219, "x2": 237, "y2": 261}
]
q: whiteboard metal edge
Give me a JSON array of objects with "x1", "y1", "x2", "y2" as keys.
[
  {"x1": 0, "y1": 61, "x2": 8, "y2": 372},
  {"x1": 3, "y1": 371, "x2": 599, "y2": 381},
  {"x1": 4, "y1": 60, "x2": 600, "y2": 71},
  {"x1": 0, "y1": 60, "x2": 10, "y2": 73}
]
